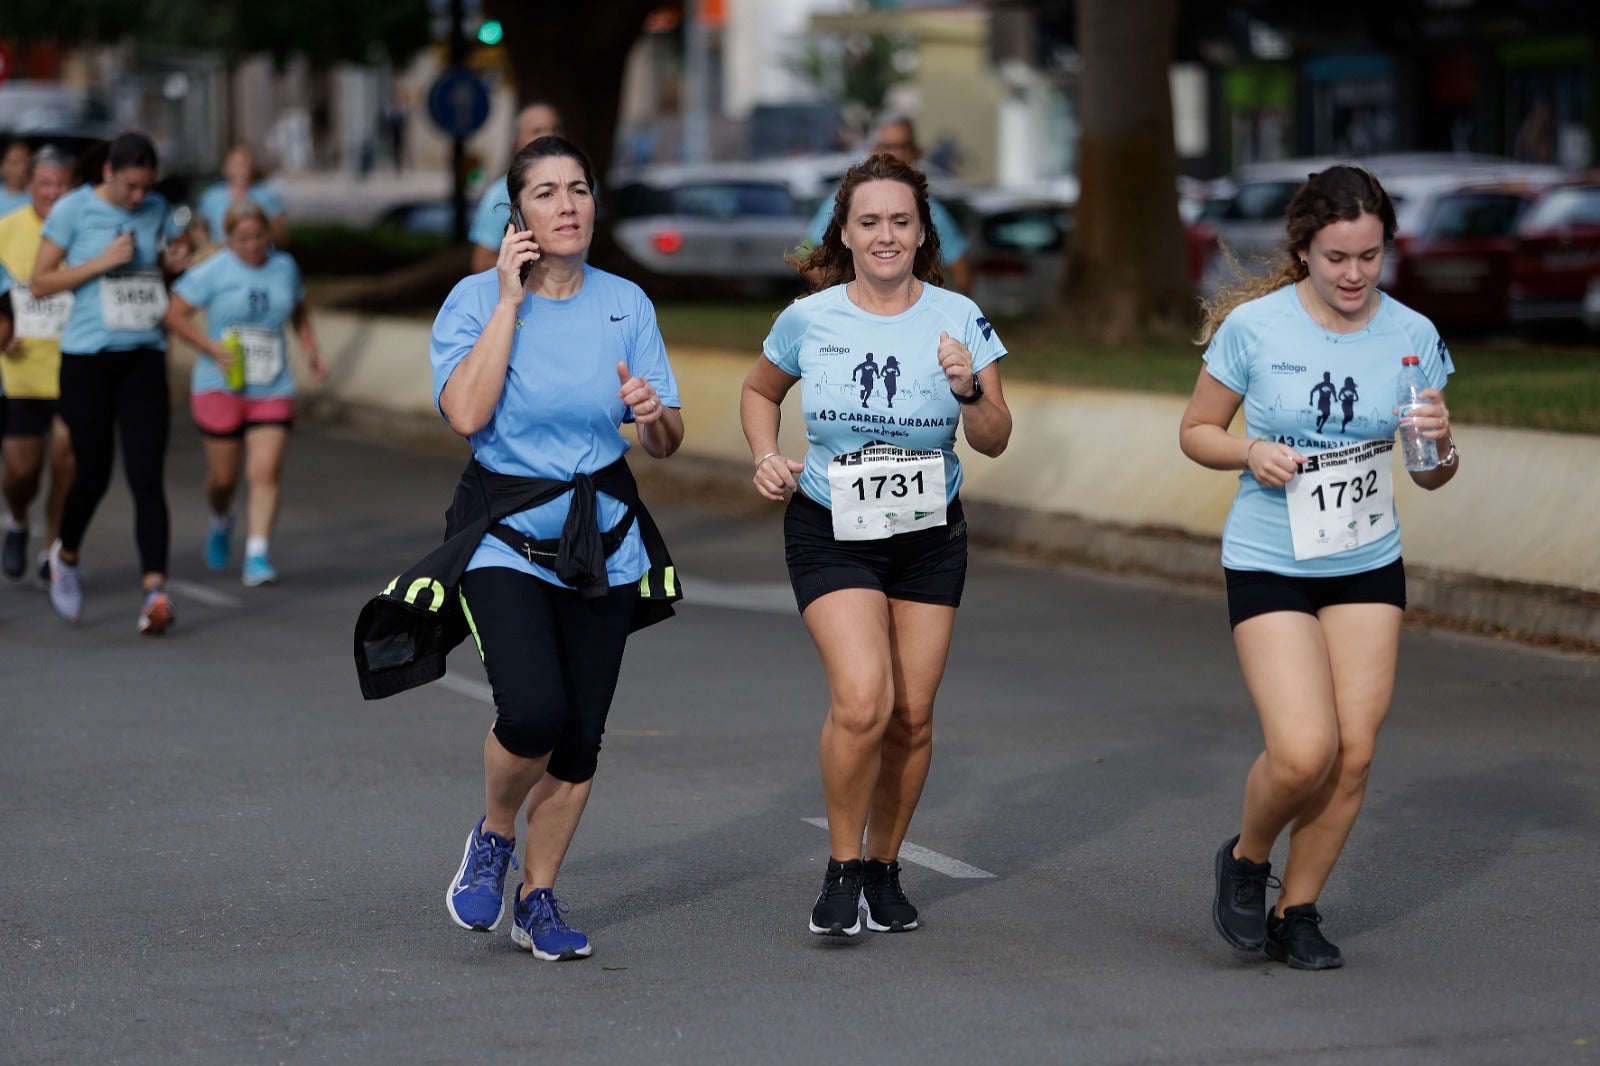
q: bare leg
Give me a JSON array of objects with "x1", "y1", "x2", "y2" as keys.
[
  {"x1": 2, "y1": 434, "x2": 45, "y2": 525},
  {"x1": 1277, "y1": 603, "x2": 1400, "y2": 910},
  {"x1": 1232, "y1": 611, "x2": 1340, "y2": 864},
  {"x1": 243, "y1": 425, "x2": 288, "y2": 543},
  {"x1": 804, "y1": 588, "x2": 895, "y2": 860},
  {"x1": 864, "y1": 598, "x2": 955, "y2": 861},
  {"x1": 520, "y1": 774, "x2": 595, "y2": 893},
  {"x1": 202, "y1": 435, "x2": 243, "y2": 519},
  {"x1": 482, "y1": 729, "x2": 547, "y2": 840}
]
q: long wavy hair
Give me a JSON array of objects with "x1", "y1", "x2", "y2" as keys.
[
  {"x1": 792, "y1": 152, "x2": 945, "y2": 290},
  {"x1": 1196, "y1": 164, "x2": 1397, "y2": 344}
]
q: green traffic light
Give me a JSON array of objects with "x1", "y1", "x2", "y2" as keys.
[{"x1": 477, "y1": 19, "x2": 503, "y2": 45}]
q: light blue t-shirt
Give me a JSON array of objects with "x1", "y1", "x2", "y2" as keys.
[
  {"x1": 173, "y1": 248, "x2": 304, "y2": 399},
  {"x1": 41, "y1": 185, "x2": 184, "y2": 354},
  {"x1": 763, "y1": 283, "x2": 1004, "y2": 508},
  {"x1": 431, "y1": 264, "x2": 680, "y2": 588},
  {"x1": 1203, "y1": 284, "x2": 1454, "y2": 577},
  {"x1": 804, "y1": 193, "x2": 969, "y2": 264},
  {"x1": 468, "y1": 175, "x2": 511, "y2": 253},
  {"x1": 0, "y1": 189, "x2": 29, "y2": 218},
  {"x1": 196, "y1": 182, "x2": 286, "y2": 243}
]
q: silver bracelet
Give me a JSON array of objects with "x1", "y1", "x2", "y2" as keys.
[
  {"x1": 755, "y1": 451, "x2": 781, "y2": 468},
  {"x1": 1439, "y1": 438, "x2": 1460, "y2": 467}
]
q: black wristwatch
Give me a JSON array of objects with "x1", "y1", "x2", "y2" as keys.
[{"x1": 953, "y1": 375, "x2": 984, "y2": 405}]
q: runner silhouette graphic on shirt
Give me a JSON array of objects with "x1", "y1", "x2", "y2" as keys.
[
  {"x1": 1310, "y1": 371, "x2": 1337, "y2": 433},
  {"x1": 881, "y1": 356, "x2": 901, "y2": 408},
  {"x1": 853, "y1": 353, "x2": 880, "y2": 408},
  {"x1": 1338, "y1": 376, "x2": 1359, "y2": 433}
]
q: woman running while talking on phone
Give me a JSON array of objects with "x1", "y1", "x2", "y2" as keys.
[
  {"x1": 1180, "y1": 165, "x2": 1460, "y2": 970},
  {"x1": 31, "y1": 133, "x2": 189, "y2": 634},
  {"x1": 741, "y1": 152, "x2": 1011, "y2": 937},
  {"x1": 431, "y1": 135, "x2": 683, "y2": 961}
]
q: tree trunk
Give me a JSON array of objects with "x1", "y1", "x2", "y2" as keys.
[
  {"x1": 1061, "y1": 0, "x2": 1191, "y2": 342},
  {"x1": 487, "y1": 0, "x2": 658, "y2": 274}
]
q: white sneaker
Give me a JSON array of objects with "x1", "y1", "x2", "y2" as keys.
[{"x1": 48, "y1": 541, "x2": 83, "y2": 623}]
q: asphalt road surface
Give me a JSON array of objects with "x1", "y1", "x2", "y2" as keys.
[{"x1": 2, "y1": 425, "x2": 1596, "y2": 1064}]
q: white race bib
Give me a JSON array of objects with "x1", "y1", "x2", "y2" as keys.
[
  {"x1": 233, "y1": 326, "x2": 286, "y2": 386},
  {"x1": 99, "y1": 269, "x2": 168, "y2": 332},
  {"x1": 826, "y1": 444, "x2": 947, "y2": 541},
  {"x1": 12, "y1": 282, "x2": 74, "y2": 339},
  {"x1": 1283, "y1": 439, "x2": 1397, "y2": 561}
]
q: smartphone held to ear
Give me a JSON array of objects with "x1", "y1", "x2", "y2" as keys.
[{"x1": 509, "y1": 208, "x2": 533, "y2": 286}]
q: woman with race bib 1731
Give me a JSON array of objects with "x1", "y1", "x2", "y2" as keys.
[
  {"x1": 740, "y1": 152, "x2": 1012, "y2": 938},
  {"x1": 31, "y1": 132, "x2": 190, "y2": 635},
  {"x1": 1180, "y1": 164, "x2": 1460, "y2": 971}
]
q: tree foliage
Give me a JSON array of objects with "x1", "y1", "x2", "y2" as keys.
[{"x1": 2, "y1": 0, "x2": 431, "y2": 68}]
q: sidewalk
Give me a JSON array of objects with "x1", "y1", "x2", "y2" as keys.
[{"x1": 165, "y1": 311, "x2": 1600, "y2": 649}]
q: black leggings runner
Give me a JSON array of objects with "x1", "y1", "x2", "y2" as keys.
[
  {"x1": 459, "y1": 566, "x2": 639, "y2": 783},
  {"x1": 57, "y1": 348, "x2": 171, "y2": 575}
]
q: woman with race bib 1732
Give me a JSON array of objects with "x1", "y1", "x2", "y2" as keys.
[
  {"x1": 740, "y1": 151, "x2": 1012, "y2": 938},
  {"x1": 1180, "y1": 164, "x2": 1460, "y2": 971}
]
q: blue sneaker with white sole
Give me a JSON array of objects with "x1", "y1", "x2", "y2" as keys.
[
  {"x1": 242, "y1": 553, "x2": 279, "y2": 587},
  {"x1": 512, "y1": 887, "x2": 592, "y2": 960},
  {"x1": 446, "y1": 817, "x2": 517, "y2": 931}
]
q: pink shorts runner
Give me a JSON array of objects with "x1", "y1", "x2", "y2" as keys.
[{"x1": 191, "y1": 390, "x2": 296, "y2": 437}]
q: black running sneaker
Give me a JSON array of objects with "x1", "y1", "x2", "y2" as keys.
[
  {"x1": 1265, "y1": 903, "x2": 1343, "y2": 970},
  {"x1": 809, "y1": 858, "x2": 864, "y2": 936},
  {"x1": 860, "y1": 858, "x2": 919, "y2": 931},
  {"x1": 1212, "y1": 835, "x2": 1279, "y2": 950},
  {"x1": 2, "y1": 525, "x2": 26, "y2": 580}
]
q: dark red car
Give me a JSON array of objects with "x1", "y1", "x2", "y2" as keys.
[
  {"x1": 1386, "y1": 183, "x2": 1547, "y2": 330},
  {"x1": 1508, "y1": 179, "x2": 1600, "y2": 331}
]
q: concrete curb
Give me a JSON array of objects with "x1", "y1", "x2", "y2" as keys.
[{"x1": 167, "y1": 310, "x2": 1600, "y2": 650}]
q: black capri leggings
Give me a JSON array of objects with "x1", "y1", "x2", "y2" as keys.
[
  {"x1": 459, "y1": 566, "x2": 640, "y2": 783},
  {"x1": 57, "y1": 349, "x2": 171, "y2": 575}
]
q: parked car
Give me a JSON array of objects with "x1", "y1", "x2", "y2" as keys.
[
  {"x1": 961, "y1": 184, "x2": 1075, "y2": 319},
  {"x1": 606, "y1": 163, "x2": 810, "y2": 294},
  {"x1": 0, "y1": 80, "x2": 118, "y2": 165},
  {"x1": 1507, "y1": 179, "x2": 1600, "y2": 331},
  {"x1": 1200, "y1": 153, "x2": 1561, "y2": 274},
  {"x1": 1383, "y1": 179, "x2": 1555, "y2": 330},
  {"x1": 963, "y1": 177, "x2": 1222, "y2": 317}
]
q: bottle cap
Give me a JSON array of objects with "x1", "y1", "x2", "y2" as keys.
[{"x1": 1401, "y1": 355, "x2": 1420, "y2": 365}]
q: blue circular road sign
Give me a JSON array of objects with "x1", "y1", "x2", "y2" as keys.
[{"x1": 427, "y1": 68, "x2": 491, "y2": 139}]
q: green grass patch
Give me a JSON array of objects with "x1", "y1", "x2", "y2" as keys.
[{"x1": 656, "y1": 302, "x2": 1600, "y2": 435}]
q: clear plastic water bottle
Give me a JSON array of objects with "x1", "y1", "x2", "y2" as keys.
[{"x1": 1396, "y1": 355, "x2": 1438, "y2": 472}]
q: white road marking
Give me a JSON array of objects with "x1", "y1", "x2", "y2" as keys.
[
  {"x1": 679, "y1": 577, "x2": 794, "y2": 615},
  {"x1": 165, "y1": 580, "x2": 244, "y2": 609},
  {"x1": 802, "y1": 817, "x2": 996, "y2": 879}
]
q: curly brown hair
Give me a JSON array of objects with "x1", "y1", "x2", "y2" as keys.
[
  {"x1": 790, "y1": 152, "x2": 945, "y2": 290},
  {"x1": 1196, "y1": 164, "x2": 1397, "y2": 344}
]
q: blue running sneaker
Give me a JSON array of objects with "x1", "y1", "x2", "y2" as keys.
[
  {"x1": 446, "y1": 817, "x2": 517, "y2": 931},
  {"x1": 511, "y1": 887, "x2": 592, "y2": 961},
  {"x1": 205, "y1": 517, "x2": 233, "y2": 571},
  {"x1": 242, "y1": 553, "x2": 279, "y2": 587}
]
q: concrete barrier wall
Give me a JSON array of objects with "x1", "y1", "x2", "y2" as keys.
[{"x1": 171, "y1": 309, "x2": 1600, "y2": 605}]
